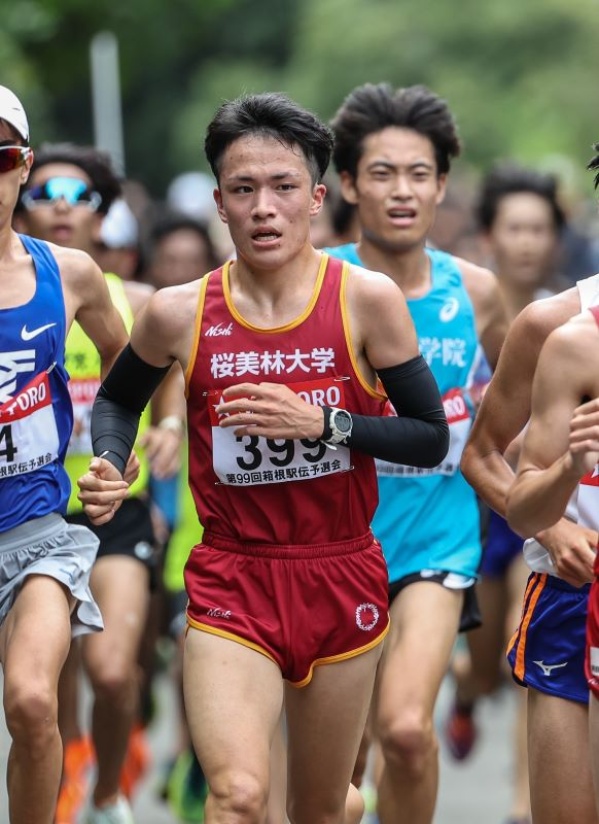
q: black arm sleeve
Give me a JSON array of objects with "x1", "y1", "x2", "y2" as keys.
[
  {"x1": 91, "y1": 344, "x2": 172, "y2": 475},
  {"x1": 324, "y1": 355, "x2": 449, "y2": 467}
]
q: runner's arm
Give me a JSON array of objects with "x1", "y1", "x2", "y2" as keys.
[{"x1": 507, "y1": 317, "x2": 599, "y2": 536}]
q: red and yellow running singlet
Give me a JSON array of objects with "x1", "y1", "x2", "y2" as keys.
[{"x1": 185, "y1": 254, "x2": 386, "y2": 546}]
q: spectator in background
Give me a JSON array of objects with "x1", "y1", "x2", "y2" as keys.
[
  {"x1": 144, "y1": 210, "x2": 220, "y2": 290},
  {"x1": 166, "y1": 170, "x2": 234, "y2": 261},
  {"x1": 428, "y1": 174, "x2": 486, "y2": 265},
  {"x1": 310, "y1": 173, "x2": 359, "y2": 249},
  {"x1": 92, "y1": 198, "x2": 141, "y2": 282}
]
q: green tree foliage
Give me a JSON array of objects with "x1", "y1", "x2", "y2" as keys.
[{"x1": 3, "y1": 0, "x2": 599, "y2": 195}]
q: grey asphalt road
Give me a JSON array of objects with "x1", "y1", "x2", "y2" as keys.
[{"x1": 0, "y1": 670, "x2": 517, "y2": 823}]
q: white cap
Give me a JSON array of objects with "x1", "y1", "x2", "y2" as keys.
[
  {"x1": 166, "y1": 172, "x2": 217, "y2": 223},
  {"x1": 100, "y1": 199, "x2": 139, "y2": 249},
  {"x1": 0, "y1": 86, "x2": 29, "y2": 142}
]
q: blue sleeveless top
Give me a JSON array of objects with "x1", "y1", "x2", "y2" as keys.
[
  {"x1": 325, "y1": 244, "x2": 482, "y2": 581},
  {"x1": 0, "y1": 235, "x2": 73, "y2": 532}
]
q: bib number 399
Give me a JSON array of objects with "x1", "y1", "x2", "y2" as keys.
[
  {"x1": 236, "y1": 436, "x2": 326, "y2": 470},
  {"x1": 209, "y1": 377, "x2": 351, "y2": 486}
]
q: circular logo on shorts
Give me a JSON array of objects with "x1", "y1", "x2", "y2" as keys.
[
  {"x1": 134, "y1": 541, "x2": 153, "y2": 561},
  {"x1": 356, "y1": 602, "x2": 379, "y2": 632}
]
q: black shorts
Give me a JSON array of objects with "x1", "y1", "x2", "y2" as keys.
[
  {"x1": 67, "y1": 497, "x2": 158, "y2": 586},
  {"x1": 389, "y1": 570, "x2": 482, "y2": 633}
]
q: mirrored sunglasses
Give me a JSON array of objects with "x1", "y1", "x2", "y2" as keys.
[
  {"x1": 21, "y1": 176, "x2": 102, "y2": 211},
  {"x1": 0, "y1": 145, "x2": 32, "y2": 174}
]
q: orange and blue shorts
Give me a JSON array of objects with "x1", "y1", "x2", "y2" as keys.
[
  {"x1": 507, "y1": 571, "x2": 589, "y2": 704},
  {"x1": 184, "y1": 530, "x2": 390, "y2": 687}
]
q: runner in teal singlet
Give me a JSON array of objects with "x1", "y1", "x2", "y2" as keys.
[{"x1": 328, "y1": 82, "x2": 507, "y2": 824}]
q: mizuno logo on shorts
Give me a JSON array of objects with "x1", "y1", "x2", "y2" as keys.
[{"x1": 533, "y1": 659, "x2": 568, "y2": 676}]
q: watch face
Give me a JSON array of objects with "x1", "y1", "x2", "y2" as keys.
[{"x1": 335, "y1": 410, "x2": 352, "y2": 433}]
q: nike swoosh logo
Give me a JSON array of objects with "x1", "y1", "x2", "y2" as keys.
[{"x1": 21, "y1": 323, "x2": 57, "y2": 341}]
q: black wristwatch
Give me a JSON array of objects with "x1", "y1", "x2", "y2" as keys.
[{"x1": 322, "y1": 407, "x2": 353, "y2": 445}]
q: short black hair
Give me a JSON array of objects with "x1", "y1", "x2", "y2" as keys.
[
  {"x1": 19, "y1": 142, "x2": 121, "y2": 214},
  {"x1": 331, "y1": 83, "x2": 461, "y2": 179},
  {"x1": 476, "y1": 162, "x2": 565, "y2": 231},
  {"x1": 146, "y1": 209, "x2": 219, "y2": 270},
  {"x1": 205, "y1": 92, "x2": 333, "y2": 185},
  {"x1": 587, "y1": 143, "x2": 599, "y2": 190}
]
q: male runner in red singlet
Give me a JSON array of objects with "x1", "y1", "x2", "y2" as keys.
[{"x1": 77, "y1": 92, "x2": 449, "y2": 824}]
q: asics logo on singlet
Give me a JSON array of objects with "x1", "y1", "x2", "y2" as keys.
[
  {"x1": 205, "y1": 322, "x2": 233, "y2": 337},
  {"x1": 439, "y1": 297, "x2": 460, "y2": 323},
  {"x1": 0, "y1": 350, "x2": 36, "y2": 402},
  {"x1": 533, "y1": 659, "x2": 568, "y2": 676}
]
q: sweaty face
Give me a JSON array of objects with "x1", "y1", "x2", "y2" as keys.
[
  {"x1": 486, "y1": 192, "x2": 559, "y2": 288},
  {"x1": 18, "y1": 162, "x2": 101, "y2": 252},
  {"x1": 214, "y1": 134, "x2": 325, "y2": 272},
  {"x1": 342, "y1": 127, "x2": 446, "y2": 253}
]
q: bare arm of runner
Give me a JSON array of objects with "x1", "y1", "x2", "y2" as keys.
[
  {"x1": 461, "y1": 291, "x2": 597, "y2": 586},
  {"x1": 507, "y1": 313, "x2": 599, "y2": 539}
]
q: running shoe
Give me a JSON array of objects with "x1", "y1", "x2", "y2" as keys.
[
  {"x1": 119, "y1": 724, "x2": 151, "y2": 800},
  {"x1": 444, "y1": 700, "x2": 477, "y2": 761},
  {"x1": 166, "y1": 747, "x2": 207, "y2": 823},
  {"x1": 55, "y1": 735, "x2": 95, "y2": 824},
  {"x1": 85, "y1": 795, "x2": 135, "y2": 824}
]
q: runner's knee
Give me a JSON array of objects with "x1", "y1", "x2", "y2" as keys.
[
  {"x1": 379, "y1": 710, "x2": 436, "y2": 775},
  {"x1": 87, "y1": 655, "x2": 139, "y2": 707},
  {"x1": 4, "y1": 676, "x2": 58, "y2": 754},
  {"x1": 209, "y1": 769, "x2": 268, "y2": 823}
]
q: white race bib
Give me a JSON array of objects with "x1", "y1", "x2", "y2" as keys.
[
  {"x1": 209, "y1": 377, "x2": 351, "y2": 486},
  {"x1": 0, "y1": 371, "x2": 59, "y2": 477},
  {"x1": 67, "y1": 377, "x2": 100, "y2": 455},
  {"x1": 376, "y1": 387, "x2": 472, "y2": 478}
]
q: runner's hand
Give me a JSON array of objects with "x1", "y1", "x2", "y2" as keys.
[
  {"x1": 139, "y1": 426, "x2": 182, "y2": 479},
  {"x1": 536, "y1": 518, "x2": 596, "y2": 587},
  {"x1": 568, "y1": 398, "x2": 599, "y2": 477},
  {"x1": 216, "y1": 382, "x2": 325, "y2": 440},
  {"x1": 123, "y1": 450, "x2": 141, "y2": 485},
  {"x1": 77, "y1": 457, "x2": 129, "y2": 526}
]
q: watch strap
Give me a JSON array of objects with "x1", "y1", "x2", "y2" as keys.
[{"x1": 321, "y1": 406, "x2": 334, "y2": 442}]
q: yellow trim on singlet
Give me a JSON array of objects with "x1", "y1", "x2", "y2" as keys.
[
  {"x1": 290, "y1": 615, "x2": 390, "y2": 688},
  {"x1": 185, "y1": 618, "x2": 279, "y2": 666},
  {"x1": 184, "y1": 275, "x2": 210, "y2": 397},
  {"x1": 221, "y1": 254, "x2": 328, "y2": 334},
  {"x1": 340, "y1": 262, "x2": 387, "y2": 401}
]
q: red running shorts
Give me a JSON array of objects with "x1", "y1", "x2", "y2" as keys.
[{"x1": 184, "y1": 530, "x2": 390, "y2": 687}]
